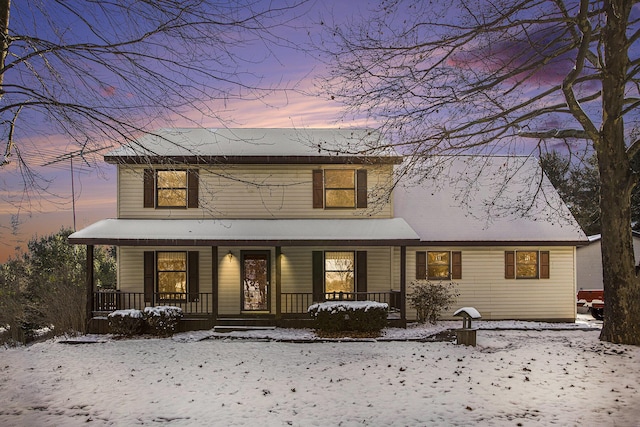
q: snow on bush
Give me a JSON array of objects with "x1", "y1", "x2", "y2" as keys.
[
  {"x1": 107, "y1": 309, "x2": 144, "y2": 336},
  {"x1": 308, "y1": 301, "x2": 388, "y2": 332},
  {"x1": 143, "y1": 306, "x2": 183, "y2": 337}
]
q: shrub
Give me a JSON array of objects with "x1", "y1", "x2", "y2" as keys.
[
  {"x1": 143, "y1": 306, "x2": 183, "y2": 337},
  {"x1": 308, "y1": 301, "x2": 388, "y2": 333},
  {"x1": 407, "y1": 281, "x2": 459, "y2": 324},
  {"x1": 108, "y1": 309, "x2": 144, "y2": 336}
]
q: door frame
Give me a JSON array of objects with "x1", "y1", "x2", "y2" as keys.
[{"x1": 240, "y1": 250, "x2": 271, "y2": 313}]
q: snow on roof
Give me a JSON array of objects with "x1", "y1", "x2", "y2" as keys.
[
  {"x1": 394, "y1": 156, "x2": 588, "y2": 243},
  {"x1": 67, "y1": 218, "x2": 420, "y2": 245},
  {"x1": 453, "y1": 307, "x2": 482, "y2": 319},
  {"x1": 586, "y1": 231, "x2": 640, "y2": 244},
  {"x1": 105, "y1": 128, "x2": 398, "y2": 159}
]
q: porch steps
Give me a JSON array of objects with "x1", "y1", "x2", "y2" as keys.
[{"x1": 213, "y1": 317, "x2": 276, "y2": 333}]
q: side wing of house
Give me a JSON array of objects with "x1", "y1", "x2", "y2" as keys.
[{"x1": 393, "y1": 156, "x2": 588, "y2": 322}]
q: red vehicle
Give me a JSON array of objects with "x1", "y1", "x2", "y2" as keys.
[{"x1": 577, "y1": 289, "x2": 604, "y2": 320}]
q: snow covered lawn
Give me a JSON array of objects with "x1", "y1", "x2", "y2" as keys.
[{"x1": 1, "y1": 317, "x2": 638, "y2": 426}]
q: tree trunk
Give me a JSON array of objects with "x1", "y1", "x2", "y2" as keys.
[
  {"x1": 598, "y1": 0, "x2": 640, "y2": 345},
  {"x1": 0, "y1": 0, "x2": 9, "y2": 93}
]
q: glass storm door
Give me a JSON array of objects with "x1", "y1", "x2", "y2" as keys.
[{"x1": 242, "y1": 252, "x2": 270, "y2": 311}]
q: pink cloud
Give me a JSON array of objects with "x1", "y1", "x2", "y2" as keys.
[{"x1": 99, "y1": 85, "x2": 117, "y2": 97}]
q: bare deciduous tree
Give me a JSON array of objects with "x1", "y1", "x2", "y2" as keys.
[
  {"x1": 0, "y1": 0, "x2": 307, "y2": 211},
  {"x1": 319, "y1": 0, "x2": 640, "y2": 344}
]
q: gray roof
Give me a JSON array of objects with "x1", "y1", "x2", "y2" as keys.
[
  {"x1": 105, "y1": 128, "x2": 400, "y2": 163},
  {"x1": 68, "y1": 218, "x2": 420, "y2": 246},
  {"x1": 394, "y1": 156, "x2": 588, "y2": 244}
]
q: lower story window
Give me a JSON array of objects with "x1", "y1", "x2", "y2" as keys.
[
  {"x1": 325, "y1": 251, "x2": 355, "y2": 298},
  {"x1": 516, "y1": 251, "x2": 538, "y2": 279},
  {"x1": 428, "y1": 251, "x2": 450, "y2": 279},
  {"x1": 505, "y1": 250, "x2": 549, "y2": 279},
  {"x1": 157, "y1": 252, "x2": 187, "y2": 300}
]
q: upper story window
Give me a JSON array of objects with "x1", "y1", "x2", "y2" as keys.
[
  {"x1": 325, "y1": 170, "x2": 355, "y2": 208},
  {"x1": 157, "y1": 171, "x2": 187, "y2": 207},
  {"x1": 313, "y1": 169, "x2": 367, "y2": 209},
  {"x1": 416, "y1": 251, "x2": 462, "y2": 280},
  {"x1": 144, "y1": 169, "x2": 199, "y2": 209},
  {"x1": 505, "y1": 250, "x2": 550, "y2": 279}
]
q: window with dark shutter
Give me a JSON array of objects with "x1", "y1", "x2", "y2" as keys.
[
  {"x1": 416, "y1": 251, "x2": 427, "y2": 280},
  {"x1": 312, "y1": 170, "x2": 324, "y2": 208},
  {"x1": 312, "y1": 251, "x2": 324, "y2": 301},
  {"x1": 187, "y1": 169, "x2": 199, "y2": 208},
  {"x1": 452, "y1": 251, "x2": 462, "y2": 280},
  {"x1": 505, "y1": 251, "x2": 515, "y2": 279},
  {"x1": 356, "y1": 251, "x2": 367, "y2": 299},
  {"x1": 144, "y1": 251, "x2": 155, "y2": 302},
  {"x1": 143, "y1": 169, "x2": 155, "y2": 208},
  {"x1": 540, "y1": 251, "x2": 550, "y2": 279},
  {"x1": 356, "y1": 169, "x2": 367, "y2": 208},
  {"x1": 188, "y1": 251, "x2": 200, "y2": 302}
]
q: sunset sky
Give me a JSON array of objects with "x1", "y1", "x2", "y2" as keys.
[
  {"x1": 1, "y1": 1, "x2": 637, "y2": 262},
  {"x1": 0, "y1": 1, "x2": 373, "y2": 262}
]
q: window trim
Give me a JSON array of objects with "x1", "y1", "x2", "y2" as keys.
[
  {"x1": 143, "y1": 250, "x2": 199, "y2": 303},
  {"x1": 312, "y1": 250, "x2": 367, "y2": 302},
  {"x1": 416, "y1": 250, "x2": 462, "y2": 280},
  {"x1": 324, "y1": 169, "x2": 356, "y2": 209},
  {"x1": 324, "y1": 250, "x2": 356, "y2": 298},
  {"x1": 505, "y1": 250, "x2": 550, "y2": 280},
  {"x1": 156, "y1": 170, "x2": 189, "y2": 209},
  {"x1": 312, "y1": 169, "x2": 368, "y2": 209},
  {"x1": 143, "y1": 169, "x2": 199, "y2": 209},
  {"x1": 156, "y1": 251, "x2": 188, "y2": 302}
]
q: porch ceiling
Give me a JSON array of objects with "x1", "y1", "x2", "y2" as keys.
[{"x1": 67, "y1": 218, "x2": 420, "y2": 246}]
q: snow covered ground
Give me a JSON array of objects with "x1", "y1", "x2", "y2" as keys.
[{"x1": 1, "y1": 315, "x2": 638, "y2": 426}]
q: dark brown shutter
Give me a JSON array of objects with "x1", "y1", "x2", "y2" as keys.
[
  {"x1": 356, "y1": 251, "x2": 367, "y2": 299},
  {"x1": 356, "y1": 169, "x2": 368, "y2": 208},
  {"x1": 451, "y1": 251, "x2": 462, "y2": 280},
  {"x1": 312, "y1": 170, "x2": 324, "y2": 208},
  {"x1": 188, "y1": 251, "x2": 200, "y2": 301},
  {"x1": 143, "y1": 169, "x2": 154, "y2": 208},
  {"x1": 505, "y1": 251, "x2": 515, "y2": 279},
  {"x1": 187, "y1": 169, "x2": 199, "y2": 208},
  {"x1": 539, "y1": 251, "x2": 550, "y2": 279},
  {"x1": 312, "y1": 251, "x2": 324, "y2": 301},
  {"x1": 416, "y1": 251, "x2": 426, "y2": 280},
  {"x1": 144, "y1": 251, "x2": 155, "y2": 302}
]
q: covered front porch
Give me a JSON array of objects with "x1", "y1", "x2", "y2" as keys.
[
  {"x1": 90, "y1": 289, "x2": 404, "y2": 332},
  {"x1": 69, "y1": 218, "x2": 419, "y2": 333}
]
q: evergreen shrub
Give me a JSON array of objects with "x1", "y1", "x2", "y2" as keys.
[{"x1": 308, "y1": 301, "x2": 388, "y2": 332}]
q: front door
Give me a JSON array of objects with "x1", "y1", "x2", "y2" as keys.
[{"x1": 241, "y1": 251, "x2": 270, "y2": 311}]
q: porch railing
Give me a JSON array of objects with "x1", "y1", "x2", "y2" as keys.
[
  {"x1": 93, "y1": 291, "x2": 213, "y2": 315},
  {"x1": 94, "y1": 290, "x2": 401, "y2": 317},
  {"x1": 280, "y1": 291, "x2": 401, "y2": 315}
]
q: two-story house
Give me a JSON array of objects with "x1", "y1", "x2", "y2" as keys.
[{"x1": 68, "y1": 128, "x2": 588, "y2": 332}]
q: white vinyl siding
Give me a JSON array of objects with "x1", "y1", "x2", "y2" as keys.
[
  {"x1": 279, "y1": 246, "x2": 393, "y2": 294},
  {"x1": 118, "y1": 246, "x2": 395, "y2": 316},
  {"x1": 117, "y1": 165, "x2": 393, "y2": 219},
  {"x1": 405, "y1": 246, "x2": 576, "y2": 322}
]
